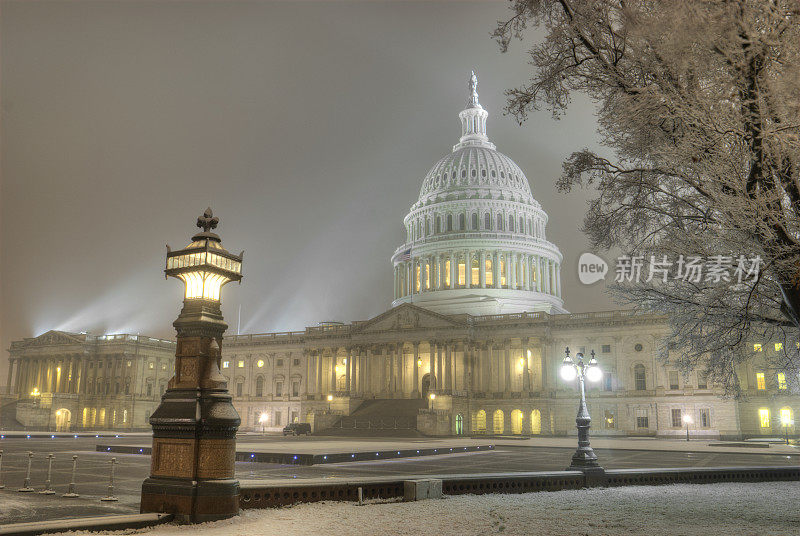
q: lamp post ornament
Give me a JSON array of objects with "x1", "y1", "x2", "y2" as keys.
[
  {"x1": 560, "y1": 348, "x2": 604, "y2": 474},
  {"x1": 140, "y1": 208, "x2": 243, "y2": 523}
]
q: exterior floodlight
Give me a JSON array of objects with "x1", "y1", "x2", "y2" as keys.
[
  {"x1": 429, "y1": 393, "x2": 436, "y2": 400},
  {"x1": 327, "y1": 394, "x2": 334, "y2": 402},
  {"x1": 258, "y1": 413, "x2": 268, "y2": 424},
  {"x1": 682, "y1": 414, "x2": 693, "y2": 425},
  {"x1": 165, "y1": 208, "x2": 243, "y2": 301}
]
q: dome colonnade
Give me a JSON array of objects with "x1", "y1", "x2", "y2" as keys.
[{"x1": 391, "y1": 72, "x2": 564, "y2": 315}]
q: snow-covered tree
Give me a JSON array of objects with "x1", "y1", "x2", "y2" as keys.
[{"x1": 494, "y1": 0, "x2": 800, "y2": 394}]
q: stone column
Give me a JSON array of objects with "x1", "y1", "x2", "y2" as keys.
[
  {"x1": 330, "y1": 348, "x2": 337, "y2": 393},
  {"x1": 397, "y1": 345, "x2": 405, "y2": 396},
  {"x1": 493, "y1": 252, "x2": 500, "y2": 288},
  {"x1": 486, "y1": 342, "x2": 493, "y2": 393},
  {"x1": 504, "y1": 340, "x2": 512, "y2": 395},
  {"x1": 522, "y1": 338, "x2": 531, "y2": 392},
  {"x1": 464, "y1": 344, "x2": 471, "y2": 391},
  {"x1": 466, "y1": 251, "x2": 472, "y2": 288},
  {"x1": 316, "y1": 352, "x2": 323, "y2": 394},
  {"x1": 436, "y1": 343, "x2": 443, "y2": 389},
  {"x1": 445, "y1": 343, "x2": 452, "y2": 391},
  {"x1": 6, "y1": 359, "x2": 14, "y2": 395},
  {"x1": 428, "y1": 341, "x2": 436, "y2": 390},
  {"x1": 479, "y1": 251, "x2": 486, "y2": 288},
  {"x1": 387, "y1": 345, "x2": 394, "y2": 395},
  {"x1": 364, "y1": 347, "x2": 372, "y2": 396},
  {"x1": 412, "y1": 342, "x2": 420, "y2": 397},
  {"x1": 345, "y1": 347, "x2": 352, "y2": 394}
]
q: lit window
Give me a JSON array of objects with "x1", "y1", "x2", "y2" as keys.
[
  {"x1": 222, "y1": 361, "x2": 230, "y2": 369},
  {"x1": 415, "y1": 264, "x2": 421, "y2": 292},
  {"x1": 754, "y1": 343, "x2": 762, "y2": 352},
  {"x1": 756, "y1": 372, "x2": 766, "y2": 390},
  {"x1": 778, "y1": 372, "x2": 787, "y2": 390},
  {"x1": 759, "y1": 408, "x2": 770, "y2": 428},
  {"x1": 444, "y1": 260, "x2": 451, "y2": 287},
  {"x1": 237, "y1": 360, "x2": 244, "y2": 368},
  {"x1": 257, "y1": 360, "x2": 264, "y2": 368},
  {"x1": 458, "y1": 260, "x2": 466, "y2": 286},
  {"x1": 148, "y1": 362, "x2": 154, "y2": 370},
  {"x1": 471, "y1": 258, "x2": 479, "y2": 286},
  {"x1": 500, "y1": 257, "x2": 507, "y2": 286},
  {"x1": 126, "y1": 361, "x2": 132, "y2": 367},
  {"x1": 161, "y1": 363, "x2": 167, "y2": 371},
  {"x1": 485, "y1": 259, "x2": 493, "y2": 286},
  {"x1": 775, "y1": 342, "x2": 784, "y2": 352}
]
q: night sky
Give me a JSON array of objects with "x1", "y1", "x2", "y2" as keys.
[{"x1": 1, "y1": 1, "x2": 615, "y2": 384}]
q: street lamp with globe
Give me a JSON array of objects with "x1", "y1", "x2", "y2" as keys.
[
  {"x1": 682, "y1": 414, "x2": 693, "y2": 442},
  {"x1": 781, "y1": 412, "x2": 794, "y2": 445},
  {"x1": 560, "y1": 348, "x2": 604, "y2": 473}
]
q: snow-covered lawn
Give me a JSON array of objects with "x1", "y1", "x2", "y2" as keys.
[{"x1": 54, "y1": 481, "x2": 800, "y2": 536}]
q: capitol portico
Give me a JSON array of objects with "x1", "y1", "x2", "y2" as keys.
[{"x1": 3, "y1": 74, "x2": 799, "y2": 440}]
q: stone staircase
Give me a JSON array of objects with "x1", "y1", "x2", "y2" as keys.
[{"x1": 317, "y1": 398, "x2": 428, "y2": 437}]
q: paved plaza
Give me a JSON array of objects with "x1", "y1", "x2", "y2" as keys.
[{"x1": 0, "y1": 434, "x2": 797, "y2": 524}]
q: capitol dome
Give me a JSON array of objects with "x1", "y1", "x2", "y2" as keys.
[{"x1": 391, "y1": 72, "x2": 566, "y2": 316}]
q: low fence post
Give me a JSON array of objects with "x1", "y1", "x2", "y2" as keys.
[
  {"x1": 18, "y1": 452, "x2": 34, "y2": 492},
  {"x1": 100, "y1": 457, "x2": 118, "y2": 501},
  {"x1": 39, "y1": 453, "x2": 55, "y2": 494},
  {"x1": 63, "y1": 455, "x2": 79, "y2": 498}
]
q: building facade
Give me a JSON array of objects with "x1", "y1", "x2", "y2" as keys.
[{"x1": 3, "y1": 74, "x2": 799, "y2": 438}]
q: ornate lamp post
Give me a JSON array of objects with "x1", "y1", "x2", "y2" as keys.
[
  {"x1": 781, "y1": 413, "x2": 793, "y2": 445},
  {"x1": 682, "y1": 414, "x2": 693, "y2": 442},
  {"x1": 560, "y1": 348, "x2": 604, "y2": 473},
  {"x1": 140, "y1": 208, "x2": 243, "y2": 523}
]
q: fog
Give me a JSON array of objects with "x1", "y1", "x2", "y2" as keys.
[{"x1": 1, "y1": 1, "x2": 615, "y2": 384}]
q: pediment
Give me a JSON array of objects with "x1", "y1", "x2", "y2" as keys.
[
  {"x1": 354, "y1": 303, "x2": 466, "y2": 333},
  {"x1": 29, "y1": 330, "x2": 85, "y2": 347}
]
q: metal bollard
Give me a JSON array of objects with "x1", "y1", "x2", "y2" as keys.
[
  {"x1": 100, "y1": 457, "x2": 118, "y2": 501},
  {"x1": 39, "y1": 453, "x2": 55, "y2": 494},
  {"x1": 63, "y1": 455, "x2": 79, "y2": 498},
  {"x1": 0, "y1": 449, "x2": 5, "y2": 489},
  {"x1": 18, "y1": 452, "x2": 34, "y2": 492}
]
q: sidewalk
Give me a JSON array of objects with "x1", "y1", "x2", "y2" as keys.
[{"x1": 495, "y1": 436, "x2": 800, "y2": 455}]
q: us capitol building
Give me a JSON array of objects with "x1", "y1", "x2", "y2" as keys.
[{"x1": 2, "y1": 75, "x2": 796, "y2": 439}]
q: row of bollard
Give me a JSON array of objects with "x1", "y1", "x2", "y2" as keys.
[{"x1": 0, "y1": 450, "x2": 118, "y2": 501}]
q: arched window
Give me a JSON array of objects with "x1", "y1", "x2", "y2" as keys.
[
  {"x1": 493, "y1": 409, "x2": 505, "y2": 434},
  {"x1": 455, "y1": 414, "x2": 464, "y2": 435},
  {"x1": 519, "y1": 216, "x2": 524, "y2": 232},
  {"x1": 146, "y1": 383, "x2": 152, "y2": 397},
  {"x1": 530, "y1": 409, "x2": 542, "y2": 434},
  {"x1": 458, "y1": 213, "x2": 466, "y2": 230},
  {"x1": 485, "y1": 258, "x2": 494, "y2": 287},
  {"x1": 435, "y1": 216, "x2": 441, "y2": 234},
  {"x1": 511, "y1": 409, "x2": 523, "y2": 435},
  {"x1": 497, "y1": 214, "x2": 504, "y2": 231},
  {"x1": 528, "y1": 218, "x2": 533, "y2": 235},
  {"x1": 471, "y1": 213, "x2": 478, "y2": 230},
  {"x1": 255, "y1": 377, "x2": 264, "y2": 397},
  {"x1": 634, "y1": 364, "x2": 647, "y2": 390},
  {"x1": 475, "y1": 410, "x2": 487, "y2": 432},
  {"x1": 447, "y1": 214, "x2": 453, "y2": 232},
  {"x1": 509, "y1": 215, "x2": 515, "y2": 232},
  {"x1": 471, "y1": 257, "x2": 480, "y2": 286},
  {"x1": 484, "y1": 213, "x2": 491, "y2": 230},
  {"x1": 124, "y1": 379, "x2": 130, "y2": 395},
  {"x1": 426, "y1": 218, "x2": 432, "y2": 236}
]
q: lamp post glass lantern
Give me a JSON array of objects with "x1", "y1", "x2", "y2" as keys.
[
  {"x1": 140, "y1": 207, "x2": 243, "y2": 523},
  {"x1": 560, "y1": 348, "x2": 603, "y2": 471}
]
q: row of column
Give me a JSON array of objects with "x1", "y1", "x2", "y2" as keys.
[
  {"x1": 305, "y1": 339, "x2": 546, "y2": 399},
  {"x1": 10, "y1": 356, "x2": 84, "y2": 397},
  {"x1": 394, "y1": 251, "x2": 561, "y2": 300}
]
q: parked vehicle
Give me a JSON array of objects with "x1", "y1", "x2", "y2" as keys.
[{"x1": 282, "y1": 422, "x2": 312, "y2": 436}]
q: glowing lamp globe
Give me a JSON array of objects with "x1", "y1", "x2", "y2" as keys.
[
  {"x1": 560, "y1": 350, "x2": 576, "y2": 382},
  {"x1": 586, "y1": 356, "x2": 603, "y2": 383},
  {"x1": 165, "y1": 207, "x2": 243, "y2": 302}
]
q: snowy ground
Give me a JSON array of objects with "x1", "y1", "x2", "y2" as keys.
[{"x1": 50, "y1": 481, "x2": 800, "y2": 536}]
